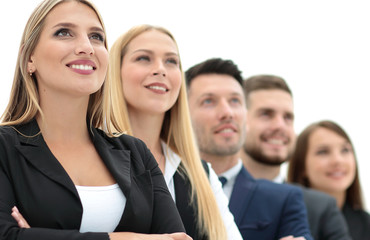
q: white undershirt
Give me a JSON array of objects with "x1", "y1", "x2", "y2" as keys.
[{"x1": 76, "y1": 183, "x2": 126, "y2": 233}]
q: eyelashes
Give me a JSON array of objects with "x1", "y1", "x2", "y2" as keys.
[
  {"x1": 54, "y1": 28, "x2": 71, "y2": 37},
  {"x1": 53, "y1": 28, "x2": 105, "y2": 43},
  {"x1": 135, "y1": 55, "x2": 179, "y2": 66}
]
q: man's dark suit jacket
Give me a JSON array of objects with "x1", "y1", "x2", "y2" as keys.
[
  {"x1": 301, "y1": 187, "x2": 352, "y2": 240},
  {"x1": 0, "y1": 120, "x2": 185, "y2": 240},
  {"x1": 228, "y1": 166, "x2": 313, "y2": 240}
]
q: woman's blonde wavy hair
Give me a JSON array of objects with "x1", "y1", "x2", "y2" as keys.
[
  {"x1": 107, "y1": 24, "x2": 227, "y2": 239},
  {"x1": 0, "y1": 0, "x2": 107, "y2": 128}
]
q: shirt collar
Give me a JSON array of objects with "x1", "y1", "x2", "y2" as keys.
[{"x1": 219, "y1": 159, "x2": 242, "y2": 184}]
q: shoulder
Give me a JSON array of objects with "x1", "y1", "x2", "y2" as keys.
[
  {"x1": 0, "y1": 125, "x2": 17, "y2": 138},
  {"x1": 0, "y1": 124, "x2": 26, "y2": 148},
  {"x1": 343, "y1": 204, "x2": 370, "y2": 222},
  {"x1": 300, "y1": 186, "x2": 336, "y2": 205},
  {"x1": 95, "y1": 128, "x2": 147, "y2": 151},
  {"x1": 257, "y1": 180, "x2": 303, "y2": 195},
  {"x1": 93, "y1": 128, "x2": 154, "y2": 165}
]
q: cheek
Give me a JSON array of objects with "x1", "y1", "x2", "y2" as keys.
[
  {"x1": 121, "y1": 67, "x2": 143, "y2": 91},
  {"x1": 97, "y1": 48, "x2": 109, "y2": 72},
  {"x1": 305, "y1": 157, "x2": 324, "y2": 179},
  {"x1": 170, "y1": 71, "x2": 182, "y2": 94},
  {"x1": 347, "y1": 156, "x2": 357, "y2": 180}
]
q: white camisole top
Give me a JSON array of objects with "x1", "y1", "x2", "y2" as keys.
[{"x1": 76, "y1": 183, "x2": 126, "y2": 233}]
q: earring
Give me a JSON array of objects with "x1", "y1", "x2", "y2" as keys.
[{"x1": 29, "y1": 70, "x2": 33, "y2": 76}]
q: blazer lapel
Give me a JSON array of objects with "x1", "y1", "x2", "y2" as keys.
[
  {"x1": 229, "y1": 167, "x2": 257, "y2": 225},
  {"x1": 14, "y1": 120, "x2": 78, "y2": 197},
  {"x1": 90, "y1": 128, "x2": 131, "y2": 198}
]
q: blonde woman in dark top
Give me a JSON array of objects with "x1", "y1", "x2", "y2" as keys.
[
  {"x1": 288, "y1": 120, "x2": 370, "y2": 240},
  {"x1": 1, "y1": 1, "x2": 191, "y2": 240},
  {"x1": 107, "y1": 24, "x2": 241, "y2": 240}
]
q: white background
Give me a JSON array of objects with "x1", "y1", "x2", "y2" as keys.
[{"x1": 0, "y1": 0, "x2": 369, "y2": 211}]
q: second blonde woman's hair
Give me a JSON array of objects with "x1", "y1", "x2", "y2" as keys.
[{"x1": 106, "y1": 24, "x2": 227, "y2": 239}]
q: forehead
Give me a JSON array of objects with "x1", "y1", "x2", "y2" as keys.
[
  {"x1": 44, "y1": 1, "x2": 101, "y2": 29},
  {"x1": 248, "y1": 89, "x2": 293, "y2": 111},
  {"x1": 190, "y1": 73, "x2": 244, "y2": 97},
  {"x1": 310, "y1": 127, "x2": 347, "y2": 145},
  {"x1": 127, "y1": 30, "x2": 178, "y2": 54}
]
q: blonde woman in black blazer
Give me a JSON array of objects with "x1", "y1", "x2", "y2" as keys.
[{"x1": 0, "y1": 1, "x2": 191, "y2": 240}]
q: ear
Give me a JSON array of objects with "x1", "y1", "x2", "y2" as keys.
[{"x1": 27, "y1": 55, "x2": 36, "y2": 74}]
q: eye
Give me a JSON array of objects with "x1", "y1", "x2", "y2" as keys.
[
  {"x1": 201, "y1": 98, "x2": 214, "y2": 106},
  {"x1": 54, "y1": 28, "x2": 72, "y2": 38},
  {"x1": 316, "y1": 149, "x2": 328, "y2": 155},
  {"x1": 166, "y1": 57, "x2": 179, "y2": 65},
  {"x1": 230, "y1": 97, "x2": 241, "y2": 105},
  {"x1": 341, "y1": 146, "x2": 352, "y2": 154},
  {"x1": 260, "y1": 110, "x2": 272, "y2": 118},
  {"x1": 89, "y1": 32, "x2": 105, "y2": 43},
  {"x1": 136, "y1": 55, "x2": 150, "y2": 62},
  {"x1": 284, "y1": 113, "x2": 294, "y2": 123}
]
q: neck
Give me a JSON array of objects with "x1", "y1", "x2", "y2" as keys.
[
  {"x1": 128, "y1": 110, "x2": 165, "y2": 171},
  {"x1": 201, "y1": 152, "x2": 239, "y2": 175},
  {"x1": 327, "y1": 190, "x2": 346, "y2": 209},
  {"x1": 239, "y1": 149, "x2": 281, "y2": 181},
  {"x1": 38, "y1": 95, "x2": 90, "y2": 144}
]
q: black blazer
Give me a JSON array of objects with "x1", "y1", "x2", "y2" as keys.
[
  {"x1": 174, "y1": 161, "x2": 210, "y2": 240},
  {"x1": 301, "y1": 187, "x2": 352, "y2": 240},
  {"x1": 0, "y1": 120, "x2": 185, "y2": 240},
  {"x1": 342, "y1": 203, "x2": 370, "y2": 240}
]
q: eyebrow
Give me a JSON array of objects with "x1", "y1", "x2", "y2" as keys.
[
  {"x1": 52, "y1": 22, "x2": 104, "y2": 34},
  {"x1": 132, "y1": 49, "x2": 179, "y2": 57}
]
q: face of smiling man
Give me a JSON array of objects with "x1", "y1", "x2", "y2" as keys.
[
  {"x1": 243, "y1": 89, "x2": 295, "y2": 166},
  {"x1": 188, "y1": 73, "x2": 246, "y2": 158}
]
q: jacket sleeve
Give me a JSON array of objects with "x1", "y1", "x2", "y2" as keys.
[
  {"x1": 0, "y1": 128, "x2": 111, "y2": 240},
  {"x1": 0, "y1": 167, "x2": 109, "y2": 240},
  {"x1": 277, "y1": 187, "x2": 313, "y2": 240}
]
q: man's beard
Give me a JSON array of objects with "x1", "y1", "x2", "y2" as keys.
[
  {"x1": 243, "y1": 144, "x2": 290, "y2": 166},
  {"x1": 201, "y1": 142, "x2": 242, "y2": 157}
]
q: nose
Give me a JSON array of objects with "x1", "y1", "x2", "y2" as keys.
[
  {"x1": 331, "y1": 150, "x2": 346, "y2": 164},
  {"x1": 218, "y1": 99, "x2": 234, "y2": 121},
  {"x1": 75, "y1": 36, "x2": 94, "y2": 56},
  {"x1": 152, "y1": 59, "x2": 166, "y2": 77},
  {"x1": 271, "y1": 115, "x2": 287, "y2": 129}
]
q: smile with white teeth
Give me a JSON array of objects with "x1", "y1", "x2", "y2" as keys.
[
  {"x1": 147, "y1": 86, "x2": 167, "y2": 92},
  {"x1": 70, "y1": 64, "x2": 94, "y2": 70},
  {"x1": 219, "y1": 128, "x2": 234, "y2": 133},
  {"x1": 267, "y1": 139, "x2": 284, "y2": 145}
]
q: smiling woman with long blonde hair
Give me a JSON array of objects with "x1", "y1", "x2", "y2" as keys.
[
  {"x1": 0, "y1": 1, "x2": 191, "y2": 240},
  {"x1": 107, "y1": 24, "x2": 241, "y2": 240}
]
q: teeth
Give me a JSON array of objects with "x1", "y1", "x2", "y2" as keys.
[
  {"x1": 148, "y1": 86, "x2": 166, "y2": 91},
  {"x1": 70, "y1": 64, "x2": 93, "y2": 70},
  {"x1": 267, "y1": 139, "x2": 284, "y2": 145},
  {"x1": 219, "y1": 128, "x2": 233, "y2": 133},
  {"x1": 328, "y1": 172, "x2": 345, "y2": 177}
]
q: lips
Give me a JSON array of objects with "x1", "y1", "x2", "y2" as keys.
[
  {"x1": 214, "y1": 124, "x2": 237, "y2": 134},
  {"x1": 66, "y1": 59, "x2": 97, "y2": 71},
  {"x1": 145, "y1": 82, "x2": 169, "y2": 93},
  {"x1": 266, "y1": 138, "x2": 285, "y2": 146},
  {"x1": 326, "y1": 170, "x2": 347, "y2": 178},
  {"x1": 261, "y1": 131, "x2": 289, "y2": 146}
]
